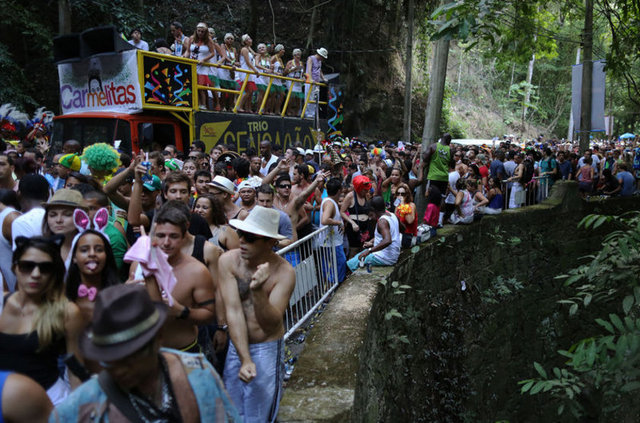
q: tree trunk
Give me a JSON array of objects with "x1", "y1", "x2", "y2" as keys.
[
  {"x1": 58, "y1": 0, "x2": 72, "y2": 34},
  {"x1": 523, "y1": 47, "x2": 536, "y2": 120},
  {"x1": 306, "y1": 0, "x2": 319, "y2": 51},
  {"x1": 137, "y1": 0, "x2": 143, "y2": 14},
  {"x1": 416, "y1": 38, "x2": 450, "y2": 218},
  {"x1": 402, "y1": 0, "x2": 414, "y2": 143},
  {"x1": 457, "y1": 49, "x2": 463, "y2": 94},
  {"x1": 250, "y1": 0, "x2": 259, "y2": 39},
  {"x1": 580, "y1": 0, "x2": 593, "y2": 154},
  {"x1": 508, "y1": 62, "x2": 516, "y2": 98}
]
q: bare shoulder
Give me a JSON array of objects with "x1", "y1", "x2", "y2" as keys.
[
  {"x1": 219, "y1": 249, "x2": 241, "y2": 271},
  {"x1": 179, "y1": 255, "x2": 211, "y2": 278},
  {"x1": 65, "y1": 300, "x2": 82, "y2": 321},
  {"x1": 272, "y1": 254, "x2": 295, "y2": 280},
  {"x1": 2, "y1": 373, "x2": 52, "y2": 421},
  {"x1": 204, "y1": 240, "x2": 223, "y2": 260}
]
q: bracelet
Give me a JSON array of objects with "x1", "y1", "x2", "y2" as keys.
[{"x1": 216, "y1": 324, "x2": 229, "y2": 332}]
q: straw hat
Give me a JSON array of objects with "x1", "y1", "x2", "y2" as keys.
[
  {"x1": 229, "y1": 206, "x2": 286, "y2": 240},
  {"x1": 207, "y1": 175, "x2": 235, "y2": 195},
  {"x1": 43, "y1": 189, "x2": 86, "y2": 210}
]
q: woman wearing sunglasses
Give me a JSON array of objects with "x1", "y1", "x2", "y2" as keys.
[
  {"x1": 0, "y1": 236, "x2": 83, "y2": 405},
  {"x1": 393, "y1": 183, "x2": 417, "y2": 248}
]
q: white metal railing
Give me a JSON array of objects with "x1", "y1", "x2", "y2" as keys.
[
  {"x1": 501, "y1": 175, "x2": 552, "y2": 210},
  {"x1": 277, "y1": 226, "x2": 339, "y2": 341}
]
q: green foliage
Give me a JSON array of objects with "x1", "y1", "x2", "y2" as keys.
[
  {"x1": 482, "y1": 276, "x2": 524, "y2": 304},
  {"x1": 521, "y1": 212, "x2": 640, "y2": 419}
]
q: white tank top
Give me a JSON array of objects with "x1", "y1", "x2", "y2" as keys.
[
  {"x1": 372, "y1": 213, "x2": 401, "y2": 265},
  {"x1": 190, "y1": 42, "x2": 211, "y2": 75},
  {"x1": 239, "y1": 49, "x2": 255, "y2": 82},
  {"x1": 319, "y1": 197, "x2": 343, "y2": 247},
  {"x1": 459, "y1": 190, "x2": 474, "y2": 219},
  {"x1": 272, "y1": 60, "x2": 283, "y2": 86}
]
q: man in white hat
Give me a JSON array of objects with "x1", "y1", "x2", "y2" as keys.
[
  {"x1": 208, "y1": 175, "x2": 247, "y2": 221},
  {"x1": 304, "y1": 47, "x2": 328, "y2": 118},
  {"x1": 218, "y1": 206, "x2": 295, "y2": 423},
  {"x1": 237, "y1": 178, "x2": 258, "y2": 214}
]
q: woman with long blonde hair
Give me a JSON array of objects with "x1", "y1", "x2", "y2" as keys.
[
  {"x1": 0, "y1": 237, "x2": 83, "y2": 405},
  {"x1": 183, "y1": 22, "x2": 218, "y2": 110}
]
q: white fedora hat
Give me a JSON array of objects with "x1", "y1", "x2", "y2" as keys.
[
  {"x1": 229, "y1": 206, "x2": 286, "y2": 240},
  {"x1": 317, "y1": 48, "x2": 328, "y2": 59},
  {"x1": 207, "y1": 175, "x2": 235, "y2": 195}
]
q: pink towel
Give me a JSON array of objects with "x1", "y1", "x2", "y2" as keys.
[{"x1": 124, "y1": 236, "x2": 178, "y2": 305}]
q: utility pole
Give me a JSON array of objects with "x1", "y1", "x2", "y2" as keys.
[
  {"x1": 579, "y1": 0, "x2": 593, "y2": 154},
  {"x1": 415, "y1": 37, "x2": 450, "y2": 218},
  {"x1": 567, "y1": 47, "x2": 581, "y2": 141},
  {"x1": 402, "y1": 0, "x2": 414, "y2": 144}
]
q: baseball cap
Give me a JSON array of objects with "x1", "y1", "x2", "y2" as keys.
[{"x1": 142, "y1": 175, "x2": 162, "y2": 191}]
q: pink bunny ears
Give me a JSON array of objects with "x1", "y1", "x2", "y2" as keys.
[{"x1": 73, "y1": 208, "x2": 110, "y2": 235}]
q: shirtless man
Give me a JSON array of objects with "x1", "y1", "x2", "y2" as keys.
[
  {"x1": 169, "y1": 200, "x2": 229, "y2": 363},
  {"x1": 147, "y1": 203, "x2": 216, "y2": 352},
  {"x1": 218, "y1": 206, "x2": 295, "y2": 422},
  {"x1": 237, "y1": 180, "x2": 257, "y2": 214},
  {"x1": 264, "y1": 159, "x2": 327, "y2": 235}
]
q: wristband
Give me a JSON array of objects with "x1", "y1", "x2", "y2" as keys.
[{"x1": 178, "y1": 306, "x2": 190, "y2": 320}]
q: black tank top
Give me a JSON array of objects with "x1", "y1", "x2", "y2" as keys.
[
  {"x1": 192, "y1": 235, "x2": 206, "y2": 264},
  {"x1": 0, "y1": 330, "x2": 64, "y2": 390},
  {"x1": 348, "y1": 196, "x2": 372, "y2": 228}
]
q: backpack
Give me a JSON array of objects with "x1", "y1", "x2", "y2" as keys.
[{"x1": 520, "y1": 159, "x2": 535, "y2": 185}]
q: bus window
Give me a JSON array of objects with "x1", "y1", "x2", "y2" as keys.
[
  {"x1": 137, "y1": 123, "x2": 176, "y2": 151},
  {"x1": 50, "y1": 118, "x2": 116, "y2": 152},
  {"x1": 115, "y1": 120, "x2": 132, "y2": 153}
]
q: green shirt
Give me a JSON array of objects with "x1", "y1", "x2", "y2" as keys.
[
  {"x1": 427, "y1": 143, "x2": 451, "y2": 182},
  {"x1": 104, "y1": 222, "x2": 127, "y2": 271}
]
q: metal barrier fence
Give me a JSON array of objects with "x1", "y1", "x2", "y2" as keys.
[
  {"x1": 501, "y1": 176, "x2": 552, "y2": 210},
  {"x1": 276, "y1": 226, "x2": 339, "y2": 341}
]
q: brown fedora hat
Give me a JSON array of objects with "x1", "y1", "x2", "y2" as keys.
[{"x1": 79, "y1": 285, "x2": 167, "y2": 362}]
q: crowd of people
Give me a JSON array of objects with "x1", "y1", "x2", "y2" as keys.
[
  {"x1": 0, "y1": 111, "x2": 639, "y2": 421},
  {"x1": 129, "y1": 22, "x2": 328, "y2": 115}
]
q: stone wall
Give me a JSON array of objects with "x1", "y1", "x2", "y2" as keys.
[
  {"x1": 353, "y1": 182, "x2": 640, "y2": 422},
  {"x1": 279, "y1": 182, "x2": 640, "y2": 422}
]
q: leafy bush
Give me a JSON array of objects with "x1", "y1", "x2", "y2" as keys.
[{"x1": 520, "y1": 212, "x2": 640, "y2": 420}]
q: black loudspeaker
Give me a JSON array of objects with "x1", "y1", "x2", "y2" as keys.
[
  {"x1": 80, "y1": 25, "x2": 135, "y2": 58},
  {"x1": 53, "y1": 33, "x2": 82, "y2": 64}
]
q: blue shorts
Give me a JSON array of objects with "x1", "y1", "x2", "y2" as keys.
[{"x1": 223, "y1": 339, "x2": 284, "y2": 422}]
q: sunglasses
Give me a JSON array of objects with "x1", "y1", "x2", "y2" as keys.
[
  {"x1": 397, "y1": 191, "x2": 407, "y2": 196},
  {"x1": 278, "y1": 184, "x2": 291, "y2": 189},
  {"x1": 237, "y1": 229, "x2": 265, "y2": 243},
  {"x1": 16, "y1": 260, "x2": 55, "y2": 275}
]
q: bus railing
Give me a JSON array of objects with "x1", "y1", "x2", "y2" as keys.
[{"x1": 197, "y1": 61, "x2": 327, "y2": 118}]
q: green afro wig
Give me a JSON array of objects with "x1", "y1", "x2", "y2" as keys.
[{"x1": 82, "y1": 143, "x2": 121, "y2": 172}]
